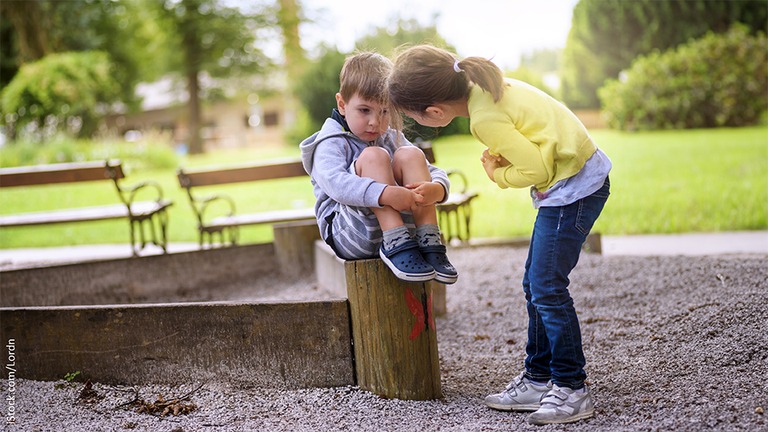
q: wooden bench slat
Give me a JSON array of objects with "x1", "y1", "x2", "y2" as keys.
[
  {"x1": 179, "y1": 159, "x2": 306, "y2": 187},
  {"x1": 208, "y1": 208, "x2": 315, "y2": 229},
  {"x1": 0, "y1": 160, "x2": 124, "y2": 187},
  {"x1": 0, "y1": 200, "x2": 172, "y2": 227}
]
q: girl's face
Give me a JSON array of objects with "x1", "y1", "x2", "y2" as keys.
[{"x1": 337, "y1": 93, "x2": 389, "y2": 142}]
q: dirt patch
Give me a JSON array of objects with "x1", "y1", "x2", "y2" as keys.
[{"x1": 7, "y1": 246, "x2": 768, "y2": 431}]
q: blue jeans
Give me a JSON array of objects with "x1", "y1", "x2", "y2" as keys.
[{"x1": 523, "y1": 177, "x2": 610, "y2": 389}]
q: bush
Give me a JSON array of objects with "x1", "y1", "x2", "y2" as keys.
[
  {"x1": 0, "y1": 132, "x2": 178, "y2": 171},
  {"x1": 598, "y1": 25, "x2": 768, "y2": 130},
  {"x1": 0, "y1": 51, "x2": 121, "y2": 140}
]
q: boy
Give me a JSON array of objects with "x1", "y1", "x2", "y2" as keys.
[{"x1": 299, "y1": 52, "x2": 457, "y2": 284}]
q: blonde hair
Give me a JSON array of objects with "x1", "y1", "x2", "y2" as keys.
[
  {"x1": 388, "y1": 44, "x2": 505, "y2": 113},
  {"x1": 339, "y1": 51, "x2": 401, "y2": 131}
]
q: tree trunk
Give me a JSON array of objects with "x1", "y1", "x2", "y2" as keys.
[
  {"x1": 0, "y1": 0, "x2": 50, "y2": 63},
  {"x1": 186, "y1": 68, "x2": 203, "y2": 154}
]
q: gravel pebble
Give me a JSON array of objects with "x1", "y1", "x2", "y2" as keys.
[{"x1": 4, "y1": 246, "x2": 767, "y2": 431}]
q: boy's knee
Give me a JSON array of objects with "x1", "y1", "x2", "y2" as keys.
[
  {"x1": 358, "y1": 146, "x2": 391, "y2": 166},
  {"x1": 394, "y1": 146, "x2": 425, "y2": 162}
]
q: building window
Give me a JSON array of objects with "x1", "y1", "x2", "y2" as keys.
[{"x1": 263, "y1": 111, "x2": 279, "y2": 127}]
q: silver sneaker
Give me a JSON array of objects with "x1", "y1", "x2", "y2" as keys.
[
  {"x1": 484, "y1": 372, "x2": 552, "y2": 411},
  {"x1": 527, "y1": 384, "x2": 595, "y2": 425}
]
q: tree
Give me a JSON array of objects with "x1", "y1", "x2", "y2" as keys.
[
  {"x1": 153, "y1": 0, "x2": 273, "y2": 154},
  {"x1": 562, "y1": 0, "x2": 768, "y2": 109}
]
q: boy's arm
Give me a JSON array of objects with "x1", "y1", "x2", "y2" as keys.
[{"x1": 312, "y1": 139, "x2": 386, "y2": 208}]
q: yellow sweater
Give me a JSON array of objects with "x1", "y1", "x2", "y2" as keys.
[{"x1": 468, "y1": 78, "x2": 597, "y2": 192}]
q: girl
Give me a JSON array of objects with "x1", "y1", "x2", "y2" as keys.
[
  {"x1": 300, "y1": 52, "x2": 457, "y2": 284},
  {"x1": 388, "y1": 44, "x2": 611, "y2": 425}
]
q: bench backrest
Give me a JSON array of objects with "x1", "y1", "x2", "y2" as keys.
[
  {"x1": 0, "y1": 160, "x2": 124, "y2": 188},
  {"x1": 177, "y1": 158, "x2": 307, "y2": 189}
]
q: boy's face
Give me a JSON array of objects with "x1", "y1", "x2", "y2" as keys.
[{"x1": 336, "y1": 93, "x2": 389, "y2": 142}]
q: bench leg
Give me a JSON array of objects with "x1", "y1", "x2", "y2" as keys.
[{"x1": 129, "y1": 210, "x2": 170, "y2": 256}]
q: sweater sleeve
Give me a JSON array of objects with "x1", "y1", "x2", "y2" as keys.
[{"x1": 472, "y1": 117, "x2": 551, "y2": 189}]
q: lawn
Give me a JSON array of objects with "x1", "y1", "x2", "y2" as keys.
[{"x1": 0, "y1": 126, "x2": 766, "y2": 249}]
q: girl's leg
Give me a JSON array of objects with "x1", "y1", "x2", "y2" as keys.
[
  {"x1": 525, "y1": 178, "x2": 610, "y2": 389},
  {"x1": 522, "y1": 232, "x2": 553, "y2": 383}
]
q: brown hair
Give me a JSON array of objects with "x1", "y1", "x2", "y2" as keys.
[
  {"x1": 338, "y1": 51, "x2": 402, "y2": 131},
  {"x1": 339, "y1": 52, "x2": 392, "y2": 105},
  {"x1": 388, "y1": 44, "x2": 505, "y2": 113}
]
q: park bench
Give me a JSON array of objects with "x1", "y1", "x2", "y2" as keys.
[
  {"x1": 176, "y1": 158, "x2": 316, "y2": 248},
  {"x1": 176, "y1": 141, "x2": 478, "y2": 248},
  {"x1": 0, "y1": 160, "x2": 172, "y2": 255}
]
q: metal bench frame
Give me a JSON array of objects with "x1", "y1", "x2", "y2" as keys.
[
  {"x1": 177, "y1": 158, "x2": 315, "y2": 248},
  {"x1": 0, "y1": 160, "x2": 172, "y2": 255}
]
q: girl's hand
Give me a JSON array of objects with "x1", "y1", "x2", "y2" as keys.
[
  {"x1": 405, "y1": 181, "x2": 445, "y2": 206},
  {"x1": 480, "y1": 149, "x2": 510, "y2": 182}
]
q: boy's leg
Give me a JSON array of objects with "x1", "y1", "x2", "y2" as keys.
[
  {"x1": 391, "y1": 146, "x2": 438, "y2": 226},
  {"x1": 356, "y1": 146, "x2": 434, "y2": 282},
  {"x1": 356, "y1": 146, "x2": 409, "y2": 230},
  {"x1": 392, "y1": 146, "x2": 458, "y2": 284}
]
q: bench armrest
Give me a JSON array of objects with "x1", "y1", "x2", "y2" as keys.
[
  {"x1": 191, "y1": 193, "x2": 237, "y2": 226},
  {"x1": 119, "y1": 180, "x2": 166, "y2": 204},
  {"x1": 446, "y1": 169, "x2": 471, "y2": 194}
]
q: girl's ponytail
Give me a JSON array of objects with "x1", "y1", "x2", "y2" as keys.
[{"x1": 457, "y1": 57, "x2": 505, "y2": 102}]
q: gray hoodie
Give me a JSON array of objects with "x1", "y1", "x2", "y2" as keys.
[{"x1": 299, "y1": 117, "x2": 450, "y2": 243}]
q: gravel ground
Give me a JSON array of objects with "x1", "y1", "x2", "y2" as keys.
[{"x1": 4, "y1": 245, "x2": 767, "y2": 431}]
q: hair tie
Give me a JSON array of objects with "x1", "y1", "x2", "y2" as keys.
[{"x1": 453, "y1": 59, "x2": 464, "y2": 73}]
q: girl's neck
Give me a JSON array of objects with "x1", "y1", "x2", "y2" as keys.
[{"x1": 443, "y1": 97, "x2": 470, "y2": 119}]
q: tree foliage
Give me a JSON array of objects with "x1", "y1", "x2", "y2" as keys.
[
  {"x1": 294, "y1": 18, "x2": 456, "y2": 140},
  {"x1": 1, "y1": 51, "x2": 121, "y2": 139},
  {"x1": 562, "y1": 0, "x2": 768, "y2": 109},
  {"x1": 598, "y1": 25, "x2": 767, "y2": 130},
  {"x1": 151, "y1": 0, "x2": 274, "y2": 153}
]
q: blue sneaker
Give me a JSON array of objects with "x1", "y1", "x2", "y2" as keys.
[
  {"x1": 379, "y1": 240, "x2": 435, "y2": 282},
  {"x1": 419, "y1": 244, "x2": 458, "y2": 284}
]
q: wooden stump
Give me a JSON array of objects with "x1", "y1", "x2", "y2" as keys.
[
  {"x1": 345, "y1": 258, "x2": 442, "y2": 400},
  {"x1": 273, "y1": 220, "x2": 320, "y2": 276}
]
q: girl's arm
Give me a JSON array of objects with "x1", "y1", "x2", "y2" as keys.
[{"x1": 473, "y1": 120, "x2": 549, "y2": 189}]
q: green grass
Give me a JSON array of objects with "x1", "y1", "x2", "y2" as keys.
[{"x1": 1, "y1": 127, "x2": 766, "y2": 248}]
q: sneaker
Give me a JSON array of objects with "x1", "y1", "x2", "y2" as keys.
[
  {"x1": 379, "y1": 240, "x2": 436, "y2": 282},
  {"x1": 527, "y1": 384, "x2": 595, "y2": 425},
  {"x1": 484, "y1": 372, "x2": 552, "y2": 412},
  {"x1": 419, "y1": 244, "x2": 458, "y2": 284}
]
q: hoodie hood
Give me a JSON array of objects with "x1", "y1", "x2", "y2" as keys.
[{"x1": 300, "y1": 116, "x2": 352, "y2": 175}]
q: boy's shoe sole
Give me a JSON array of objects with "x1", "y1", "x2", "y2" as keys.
[
  {"x1": 419, "y1": 244, "x2": 458, "y2": 284},
  {"x1": 379, "y1": 241, "x2": 436, "y2": 282}
]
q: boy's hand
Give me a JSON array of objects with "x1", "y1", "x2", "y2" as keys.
[
  {"x1": 379, "y1": 185, "x2": 418, "y2": 212},
  {"x1": 405, "y1": 181, "x2": 445, "y2": 206}
]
